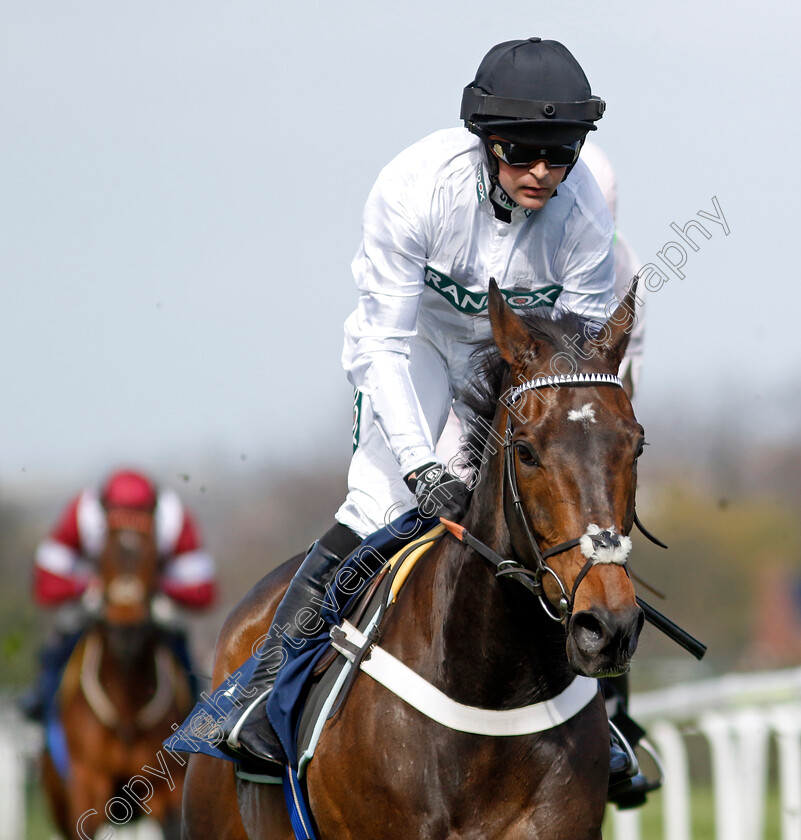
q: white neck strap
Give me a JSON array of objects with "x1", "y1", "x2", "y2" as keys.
[{"x1": 331, "y1": 620, "x2": 598, "y2": 736}]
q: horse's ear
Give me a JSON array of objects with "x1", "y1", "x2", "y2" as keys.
[
  {"x1": 595, "y1": 275, "x2": 640, "y2": 371},
  {"x1": 488, "y1": 278, "x2": 534, "y2": 366}
]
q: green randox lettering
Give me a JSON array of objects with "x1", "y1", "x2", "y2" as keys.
[
  {"x1": 424, "y1": 267, "x2": 562, "y2": 313},
  {"x1": 352, "y1": 390, "x2": 363, "y2": 453},
  {"x1": 476, "y1": 167, "x2": 488, "y2": 204},
  {"x1": 501, "y1": 286, "x2": 563, "y2": 309},
  {"x1": 441, "y1": 283, "x2": 462, "y2": 307}
]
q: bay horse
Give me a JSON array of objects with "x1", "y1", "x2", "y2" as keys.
[
  {"x1": 41, "y1": 505, "x2": 194, "y2": 839},
  {"x1": 183, "y1": 281, "x2": 644, "y2": 840}
]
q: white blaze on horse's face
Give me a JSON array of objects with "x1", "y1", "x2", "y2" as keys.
[
  {"x1": 107, "y1": 574, "x2": 146, "y2": 606},
  {"x1": 567, "y1": 402, "x2": 596, "y2": 428}
]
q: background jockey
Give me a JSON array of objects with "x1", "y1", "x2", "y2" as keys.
[
  {"x1": 20, "y1": 468, "x2": 217, "y2": 721},
  {"x1": 221, "y1": 36, "x2": 656, "y2": 807}
]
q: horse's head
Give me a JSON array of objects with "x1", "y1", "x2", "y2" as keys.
[
  {"x1": 485, "y1": 279, "x2": 644, "y2": 678},
  {"x1": 98, "y1": 506, "x2": 162, "y2": 630}
]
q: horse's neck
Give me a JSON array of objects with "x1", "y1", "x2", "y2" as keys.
[
  {"x1": 97, "y1": 624, "x2": 160, "y2": 706},
  {"x1": 424, "y1": 537, "x2": 571, "y2": 709},
  {"x1": 415, "y1": 412, "x2": 573, "y2": 708}
]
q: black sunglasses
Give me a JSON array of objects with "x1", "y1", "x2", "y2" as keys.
[{"x1": 488, "y1": 137, "x2": 582, "y2": 168}]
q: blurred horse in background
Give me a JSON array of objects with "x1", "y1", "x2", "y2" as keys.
[{"x1": 42, "y1": 505, "x2": 194, "y2": 839}]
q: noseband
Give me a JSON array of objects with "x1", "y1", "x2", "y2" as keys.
[{"x1": 499, "y1": 372, "x2": 658, "y2": 624}]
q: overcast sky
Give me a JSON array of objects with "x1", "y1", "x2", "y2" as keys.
[{"x1": 2, "y1": 0, "x2": 799, "y2": 492}]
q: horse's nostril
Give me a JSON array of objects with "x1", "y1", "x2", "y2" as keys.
[
  {"x1": 625, "y1": 609, "x2": 645, "y2": 656},
  {"x1": 571, "y1": 612, "x2": 607, "y2": 656},
  {"x1": 570, "y1": 607, "x2": 644, "y2": 662}
]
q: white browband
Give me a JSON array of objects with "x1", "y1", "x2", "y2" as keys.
[{"x1": 509, "y1": 373, "x2": 623, "y2": 404}]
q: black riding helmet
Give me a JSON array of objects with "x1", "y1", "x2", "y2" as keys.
[{"x1": 461, "y1": 37, "x2": 605, "y2": 149}]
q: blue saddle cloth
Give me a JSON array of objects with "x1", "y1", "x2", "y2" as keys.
[
  {"x1": 165, "y1": 510, "x2": 437, "y2": 767},
  {"x1": 45, "y1": 713, "x2": 71, "y2": 779}
]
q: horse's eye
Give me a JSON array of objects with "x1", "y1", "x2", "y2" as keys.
[
  {"x1": 515, "y1": 442, "x2": 540, "y2": 467},
  {"x1": 635, "y1": 439, "x2": 647, "y2": 459}
]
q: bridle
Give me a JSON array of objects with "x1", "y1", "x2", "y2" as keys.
[
  {"x1": 497, "y1": 372, "x2": 664, "y2": 624},
  {"x1": 446, "y1": 369, "x2": 704, "y2": 658}
]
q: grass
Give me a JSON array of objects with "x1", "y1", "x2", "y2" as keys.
[{"x1": 25, "y1": 779, "x2": 56, "y2": 840}]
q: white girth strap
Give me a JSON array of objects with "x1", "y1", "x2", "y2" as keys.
[{"x1": 331, "y1": 621, "x2": 598, "y2": 736}]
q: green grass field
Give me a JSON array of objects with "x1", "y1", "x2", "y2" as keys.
[{"x1": 25, "y1": 780, "x2": 55, "y2": 840}]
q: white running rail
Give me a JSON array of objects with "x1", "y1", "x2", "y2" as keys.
[{"x1": 610, "y1": 667, "x2": 801, "y2": 840}]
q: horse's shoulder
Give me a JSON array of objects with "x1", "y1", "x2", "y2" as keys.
[{"x1": 211, "y1": 551, "x2": 305, "y2": 688}]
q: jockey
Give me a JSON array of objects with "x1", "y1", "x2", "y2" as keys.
[
  {"x1": 436, "y1": 141, "x2": 646, "y2": 471},
  {"x1": 222, "y1": 37, "x2": 655, "y2": 805},
  {"x1": 20, "y1": 468, "x2": 217, "y2": 721}
]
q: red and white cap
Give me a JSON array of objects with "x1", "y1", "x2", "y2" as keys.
[{"x1": 100, "y1": 469, "x2": 158, "y2": 509}]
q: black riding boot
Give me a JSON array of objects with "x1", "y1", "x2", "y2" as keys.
[
  {"x1": 221, "y1": 523, "x2": 360, "y2": 771},
  {"x1": 604, "y1": 674, "x2": 663, "y2": 809}
]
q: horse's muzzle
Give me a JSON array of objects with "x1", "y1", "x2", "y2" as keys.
[{"x1": 566, "y1": 605, "x2": 644, "y2": 677}]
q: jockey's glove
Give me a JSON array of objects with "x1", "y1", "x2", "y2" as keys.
[{"x1": 404, "y1": 462, "x2": 470, "y2": 521}]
